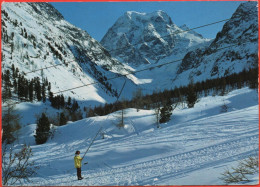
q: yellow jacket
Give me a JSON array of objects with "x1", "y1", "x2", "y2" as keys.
[{"x1": 74, "y1": 155, "x2": 82, "y2": 168}]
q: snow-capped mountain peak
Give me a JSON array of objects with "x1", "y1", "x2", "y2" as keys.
[
  {"x1": 1, "y1": 2, "x2": 137, "y2": 105},
  {"x1": 179, "y1": 24, "x2": 204, "y2": 39},
  {"x1": 27, "y1": 2, "x2": 64, "y2": 21},
  {"x1": 101, "y1": 10, "x2": 210, "y2": 67},
  {"x1": 101, "y1": 1, "x2": 257, "y2": 94},
  {"x1": 124, "y1": 10, "x2": 173, "y2": 24},
  {"x1": 176, "y1": 1, "x2": 258, "y2": 84}
]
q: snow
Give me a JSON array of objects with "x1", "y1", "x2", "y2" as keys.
[
  {"x1": 100, "y1": 1, "x2": 258, "y2": 95},
  {"x1": 2, "y1": 2, "x2": 138, "y2": 105},
  {"x1": 2, "y1": 1, "x2": 257, "y2": 104},
  {"x1": 101, "y1": 9, "x2": 211, "y2": 68},
  {"x1": 10, "y1": 87, "x2": 259, "y2": 186},
  {"x1": 2, "y1": 2, "x2": 259, "y2": 186}
]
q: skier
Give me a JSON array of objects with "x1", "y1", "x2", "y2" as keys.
[{"x1": 74, "y1": 150, "x2": 83, "y2": 180}]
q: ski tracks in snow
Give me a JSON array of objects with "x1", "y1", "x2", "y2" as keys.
[
  {"x1": 21, "y1": 89, "x2": 258, "y2": 186},
  {"x1": 84, "y1": 134, "x2": 258, "y2": 186},
  {"x1": 35, "y1": 134, "x2": 258, "y2": 186}
]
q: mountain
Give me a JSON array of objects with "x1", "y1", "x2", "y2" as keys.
[
  {"x1": 2, "y1": 2, "x2": 258, "y2": 103},
  {"x1": 175, "y1": 1, "x2": 258, "y2": 83},
  {"x1": 101, "y1": 10, "x2": 211, "y2": 67},
  {"x1": 1, "y1": 2, "x2": 137, "y2": 106},
  {"x1": 2, "y1": 3, "x2": 258, "y2": 185},
  {"x1": 101, "y1": 2, "x2": 258, "y2": 92},
  {"x1": 179, "y1": 24, "x2": 204, "y2": 39}
]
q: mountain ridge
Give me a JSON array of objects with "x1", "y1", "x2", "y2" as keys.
[
  {"x1": 101, "y1": 1, "x2": 258, "y2": 92},
  {"x1": 1, "y1": 2, "x2": 137, "y2": 105},
  {"x1": 101, "y1": 10, "x2": 211, "y2": 67},
  {"x1": 1, "y1": 1, "x2": 258, "y2": 102},
  {"x1": 175, "y1": 1, "x2": 258, "y2": 84}
]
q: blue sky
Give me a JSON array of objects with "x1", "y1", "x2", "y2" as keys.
[{"x1": 51, "y1": 1, "x2": 244, "y2": 41}]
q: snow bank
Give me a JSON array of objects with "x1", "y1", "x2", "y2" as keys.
[{"x1": 11, "y1": 88, "x2": 259, "y2": 185}]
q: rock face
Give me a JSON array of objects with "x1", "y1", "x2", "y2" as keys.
[
  {"x1": 176, "y1": 1, "x2": 258, "y2": 82},
  {"x1": 101, "y1": 2, "x2": 258, "y2": 92},
  {"x1": 101, "y1": 10, "x2": 211, "y2": 67},
  {"x1": 2, "y1": 2, "x2": 257, "y2": 100},
  {"x1": 1, "y1": 2, "x2": 136, "y2": 103}
]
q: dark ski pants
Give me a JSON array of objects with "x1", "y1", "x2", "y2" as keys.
[{"x1": 76, "y1": 168, "x2": 82, "y2": 179}]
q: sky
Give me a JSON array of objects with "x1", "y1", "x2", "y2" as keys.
[{"x1": 51, "y1": 1, "x2": 245, "y2": 41}]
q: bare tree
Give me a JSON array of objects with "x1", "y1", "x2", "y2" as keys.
[
  {"x1": 154, "y1": 104, "x2": 160, "y2": 128},
  {"x1": 132, "y1": 88, "x2": 143, "y2": 112},
  {"x1": 220, "y1": 100, "x2": 228, "y2": 113},
  {"x1": 219, "y1": 156, "x2": 259, "y2": 184},
  {"x1": 2, "y1": 143, "x2": 39, "y2": 185},
  {"x1": 2, "y1": 100, "x2": 21, "y2": 144}
]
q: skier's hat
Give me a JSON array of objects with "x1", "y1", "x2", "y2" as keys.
[{"x1": 75, "y1": 150, "x2": 80, "y2": 154}]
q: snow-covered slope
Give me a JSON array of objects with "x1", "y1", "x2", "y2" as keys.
[
  {"x1": 175, "y1": 1, "x2": 258, "y2": 84},
  {"x1": 14, "y1": 87, "x2": 259, "y2": 185},
  {"x1": 2, "y1": 2, "x2": 258, "y2": 186},
  {"x1": 2, "y1": 2, "x2": 257, "y2": 101},
  {"x1": 101, "y1": 10, "x2": 211, "y2": 67},
  {"x1": 100, "y1": 2, "x2": 258, "y2": 94},
  {"x1": 1, "y1": 2, "x2": 137, "y2": 104}
]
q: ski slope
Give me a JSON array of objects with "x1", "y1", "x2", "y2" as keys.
[{"x1": 14, "y1": 87, "x2": 259, "y2": 185}]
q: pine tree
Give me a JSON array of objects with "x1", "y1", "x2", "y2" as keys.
[
  {"x1": 11, "y1": 64, "x2": 15, "y2": 78},
  {"x1": 35, "y1": 113, "x2": 50, "y2": 144},
  {"x1": 60, "y1": 95, "x2": 65, "y2": 108},
  {"x1": 41, "y1": 83, "x2": 46, "y2": 103},
  {"x1": 2, "y1": 73, "x2": 12, "y2": 103},
  {"x1": 71, "y1": 109, "x2": 83, "y2": 122},
  {"x1": 17, "y1": 75, "x2": 23, "y2": 99},
  {"x1": 186, "y1": 80, "x2": 197, "y2": 108},
  {"x1": 28, "y1": 81, "x2": 34, "y2": 102},
  {"x1": 47, "y1": 82, "x2": 51, "y2": 92},
  {"x1": 49, "y1": 91, "x2": 54, "y2": 103},
  {"x1": 59, "y1": 112, "x2": 67, "y2": 126},
  {"x1": 24, "y1": 79, "x2": 29, "y2": 99},
  {"x1": 159, "y1": 102, "x2": 173, "y2": 124},
  {"x1": 67, "y1": 97, "x2": 72, "y2": 107},
  {"x1": 34, "y1": 78, "x2": 42, "y2": 101},
  {"x1": 3, "y1": 70, "x2": 12, "y2": 98},
  {"x1": 87, "y1": 108, "x2": 95, "y2": 117},
  {"x1": 15, "y1": 67, "x2": 19, "y2": 78},
  {"x1": 219, "y1": 78, "x2": 227, "y2": 96},
  {"x1": 248, "y1": 68, "x2": 258, "y2": 89},
  {"x1": 71, "y1": 99, "x2": 79, "y2": 112}
]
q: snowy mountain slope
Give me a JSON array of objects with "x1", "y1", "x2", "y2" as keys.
[
  {"x1": 2, "y1": 2, "x2": 258, "y2": 186},
  {"x1": 101, "y1": 10, "x2": 211, "y2": 67},
  {"x1": 1, "y1": 2, "x2": 137, "y2": 105},
  {"x1": 175, "y1": 1, "x2": 258, "y2": 84},
  {"x1": 100, "y1": 2, "x2": 258, "y2": 94},
  {"x1": 14, "y1": 87, "x2": 259, "y2": 185},
  {"x1": 179, "y1": 24, "x2": 205, "y2": 39}
]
